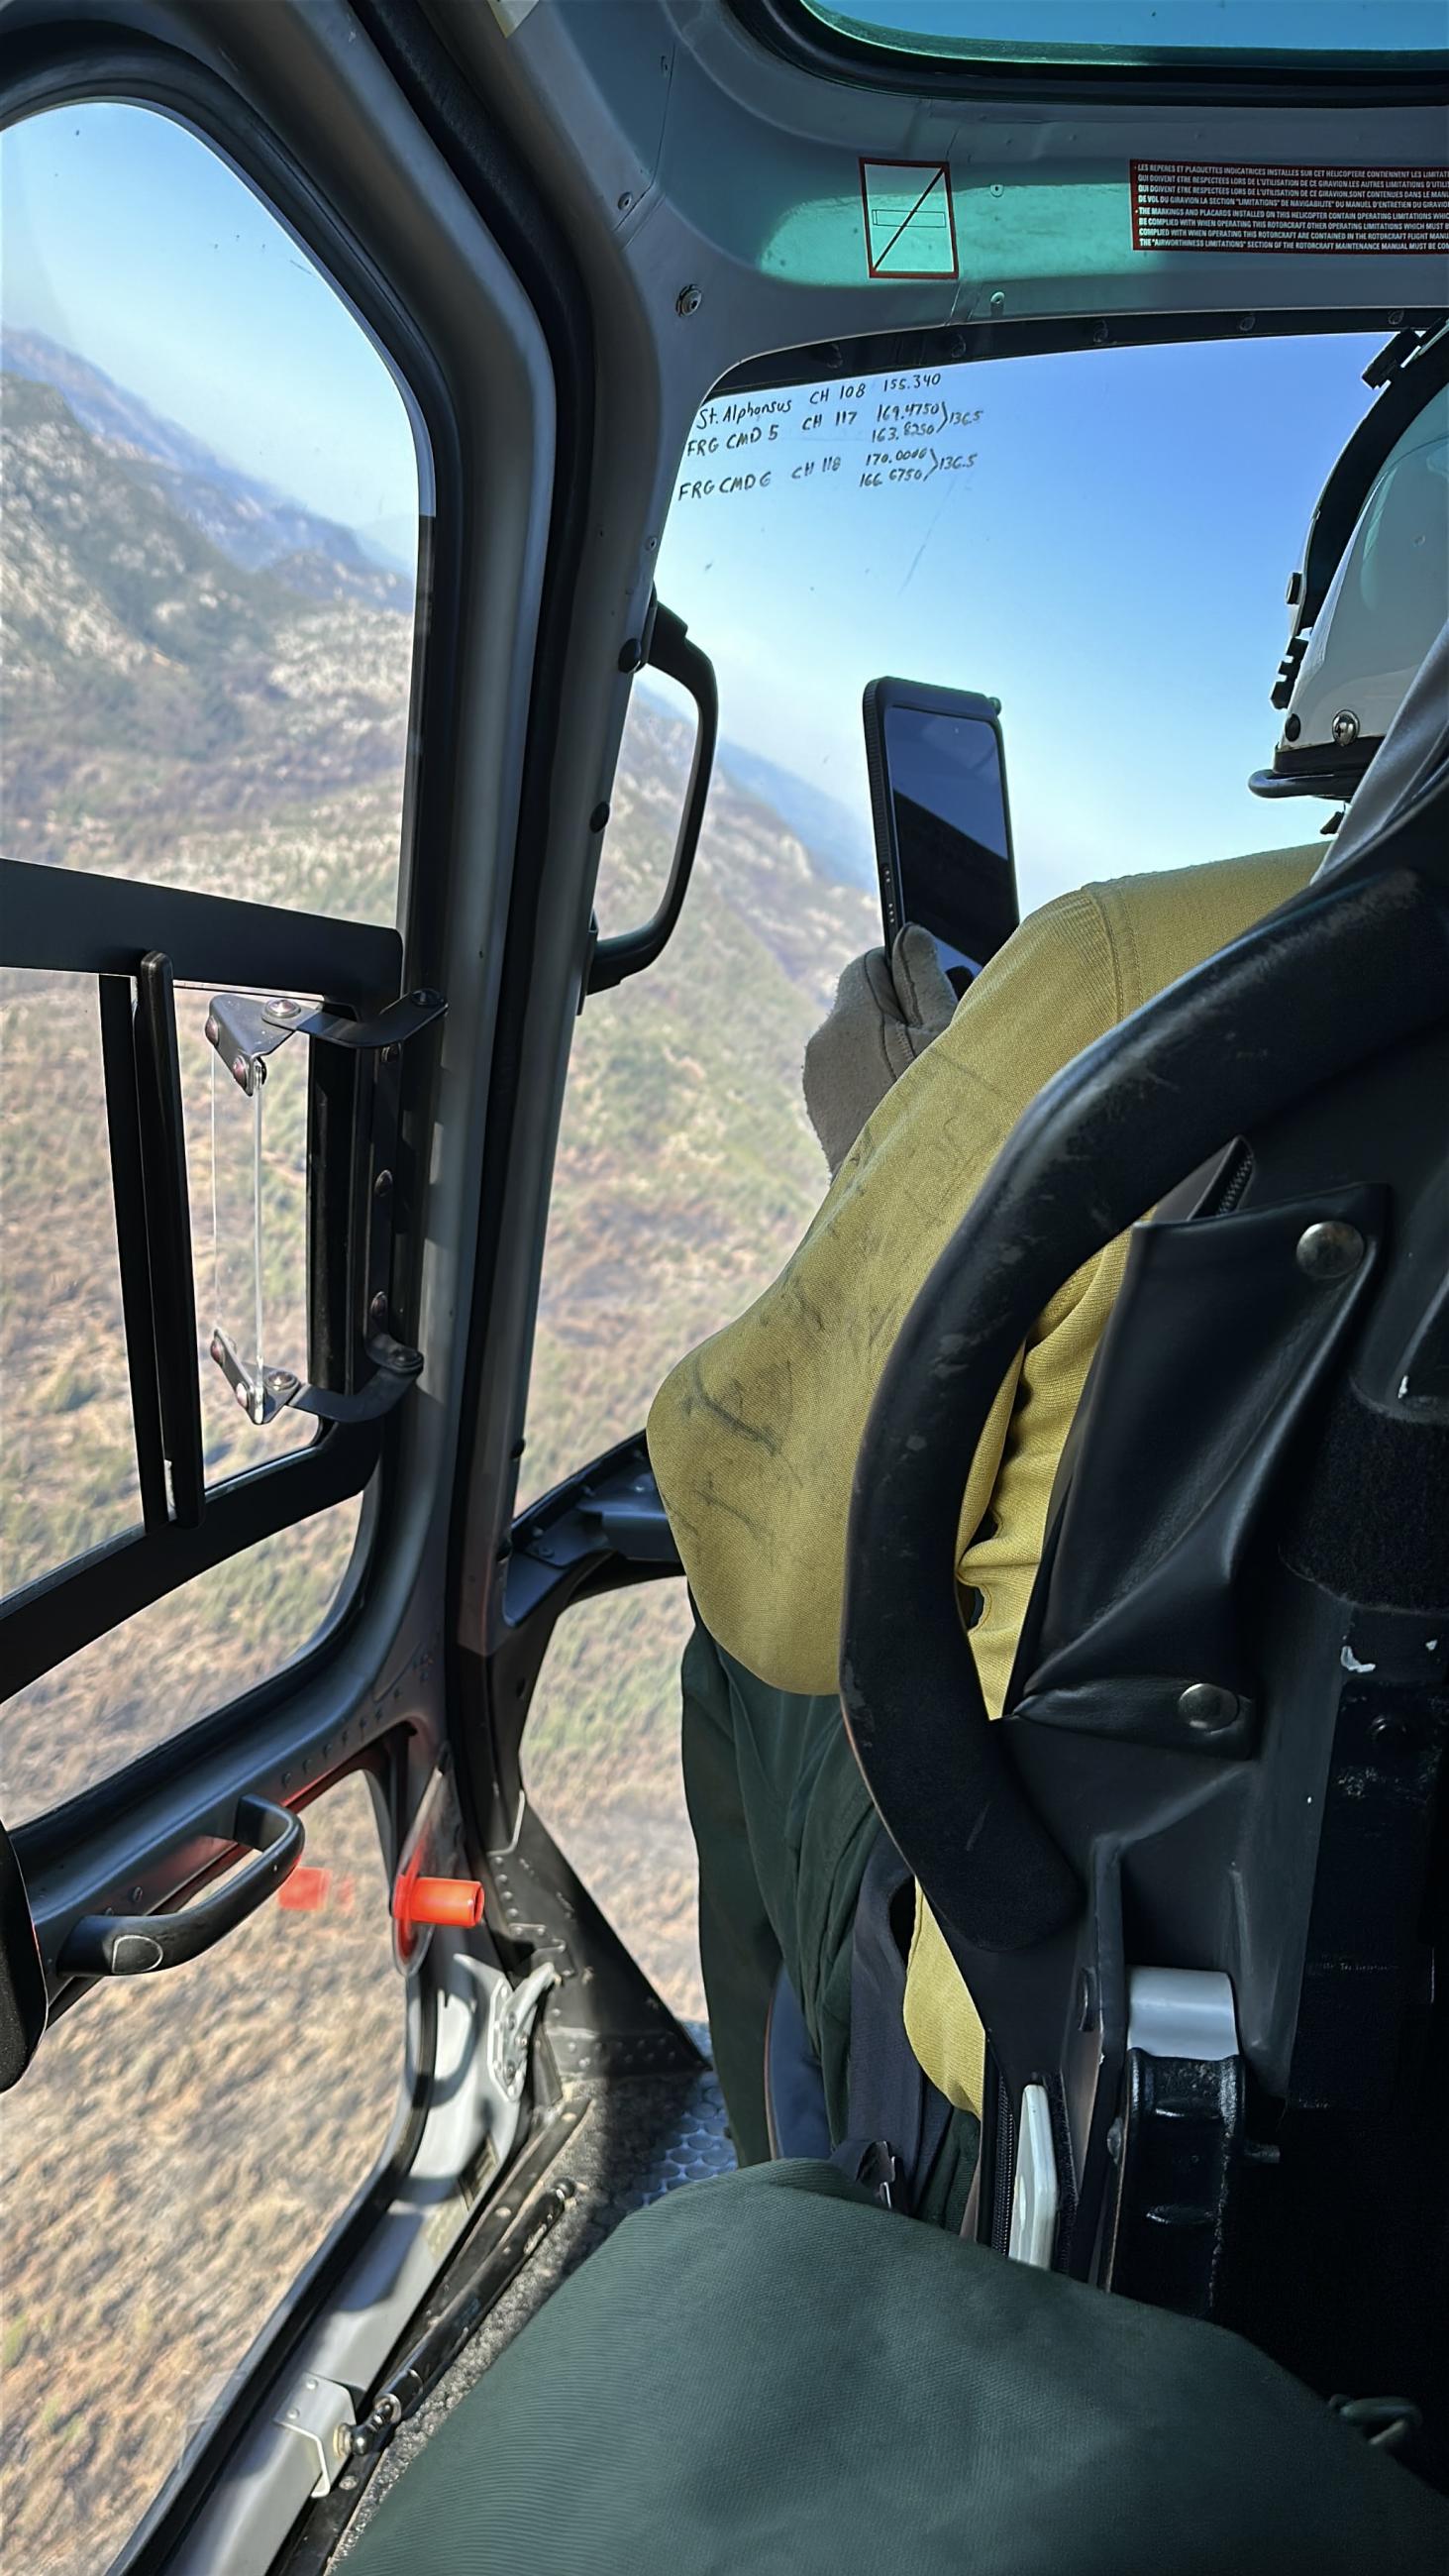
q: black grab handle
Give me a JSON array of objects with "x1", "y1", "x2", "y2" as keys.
[
  {"x1": 58, "y1": 1797, "x2": 304, "y2": 1978},
  {"x1": 588, "y1": 599, "x2": 719, "y2": 996}
]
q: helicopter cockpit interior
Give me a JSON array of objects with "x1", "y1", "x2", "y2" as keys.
[{"x1": 1, "y1": 4, "x2": 1447, "y2": 2570}]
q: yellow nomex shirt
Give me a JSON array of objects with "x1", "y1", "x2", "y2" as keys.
[{"x1": 649, "y1": 846, "x2": 1319, "y2": 2115}]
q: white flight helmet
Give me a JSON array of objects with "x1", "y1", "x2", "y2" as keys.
[{"x1": 1251, "y1": 361, "x2": 1449, "y2": 804}]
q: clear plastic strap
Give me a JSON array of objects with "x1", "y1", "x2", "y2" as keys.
[
  {"x1": 252, "y1": 1072, "x2": 264, "y2": 1377},
  {"x1": 210, "y1": 1039, "x2": 221, "y2": 1341}
]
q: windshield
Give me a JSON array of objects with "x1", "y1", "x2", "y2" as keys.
[
  {"x1": 659, "y1": 331, "x2": 1381, "y2": 918},
  {"x1": 803, "y1": 0, "x2": 1449, "y2": 67}
]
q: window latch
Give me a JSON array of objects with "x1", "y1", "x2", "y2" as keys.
[{"x1": 206, "y1": 986, "x2": 446, "y2": 1098}]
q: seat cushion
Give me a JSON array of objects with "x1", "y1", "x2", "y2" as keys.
[{"x1": 343, "y1": 2158, "x2": 1447, "y2": 2576}]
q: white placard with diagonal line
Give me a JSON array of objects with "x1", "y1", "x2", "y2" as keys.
[{"x1": 859, "y1": 160, "x2": 958, "y2": 280}]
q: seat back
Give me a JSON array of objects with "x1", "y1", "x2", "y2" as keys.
[{"x1": 840, "y1": 627, "x2": 1449, "y2": 2483}]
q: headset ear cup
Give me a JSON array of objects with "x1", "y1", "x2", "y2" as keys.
[{"x1": 1254, "y1": 361, "x2": 1449, "y2": 805}]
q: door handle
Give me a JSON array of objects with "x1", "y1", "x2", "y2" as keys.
[{"x1": 58, "y1": 1797, "x2": 304, "y2": 1978}]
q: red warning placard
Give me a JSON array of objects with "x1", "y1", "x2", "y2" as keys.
[{"x1": 1130, "y1": 161, "x2": 1449, "y2": 256}]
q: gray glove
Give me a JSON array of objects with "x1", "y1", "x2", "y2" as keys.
[{"x1": 803, "y1": 924, "x2": 957, "y2": 1179}]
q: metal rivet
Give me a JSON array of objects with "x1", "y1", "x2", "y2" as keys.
[
  {"x1": 369, "y1": 1291, "x2": 390, "y2": 1329},
  {"x1": 1237, "y1": 312, "x2": 1256, "y2": 333},
  {"x1": 617, "y1": 191, "x2": 634, "y2": 212},
  {"x1": 1330, "y1": 708, "x2": 1360, "y2": 745},
  {"x1": 1295, "y1": 1220, "x2": 1365, "y2": 1281},
  {"x1": 988, "y1": 288, "x2": 1006, "y2": 314},
  {"x1": 373, "y1": 1168, "x2": 393, "y2": 1200},
  {"x1": 675, "y1": 282, "x2": 702, "y2": 316},
  {"x1": 1179, "y1": 1681, "x2": 1240, "y2": 1733},
  {"x1": 1369, "y1": 1713, "x2": 1418, "y2": 1750}
]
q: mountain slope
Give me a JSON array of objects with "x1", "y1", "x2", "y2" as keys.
[
  {"x1": 5, "y1": 375, "x2": 290, "y2": 675},
  {"x1": 716, "y1": 733, "x2": 876, "y2": 892},
  {"x1": 2, "y1": 373, "x2": 412, "y2": 905},
  {"x1": 3, "y1": 329, "x2": 413, "y2": 605}
]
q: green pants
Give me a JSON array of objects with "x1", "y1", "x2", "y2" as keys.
[{"x1": 680, "y1": 1617, "x2": 979, "y2": 2230}]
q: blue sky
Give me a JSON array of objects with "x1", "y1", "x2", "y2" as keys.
[
  {"x1": 1, "y1": 101, "x2": 419, "y2": 545},
  {"x1": 3, "y1": 99, "x2": 1388, "y2": 914},
  {"x1": 656, "y1": 331, "x2": 1382, "y2": 912}
]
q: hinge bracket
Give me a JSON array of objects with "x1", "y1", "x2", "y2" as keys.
[
  {"x1": 487, "y1": 1963, "x2": 559, "y2": 2102},
  {"x1": 274, "y1": 2372, "x2": 357, "y2": 2498}
]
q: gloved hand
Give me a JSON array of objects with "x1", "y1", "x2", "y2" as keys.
[{"x1": 803, "y1": 924, "x2": 957, "y2": 1179}]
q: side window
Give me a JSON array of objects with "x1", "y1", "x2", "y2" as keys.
[
  {"x1": 516, "y1": 612, "x2": 875, "y2": 2007},
  {"x1": 523, "y1": 1584, "x2": 703, "y2": 2019},
  {"x1": 2, "y1": 102, "x2": 417, "y2": 922},
  {"x1": 2, "y1": 1513, "x2": 362, "y2": 1826},
  {"x1": 0, "y1": 973, "x2": 140, "y2": 1594},
  {"x1": 0, "y1": 100, "x2": 422, "y2": 1800},
  {"x1": 519, "y1": 718, "x2": 874, "y2": 1514},
  {"x1": 0, "y1": 1771, "x2": 400, "y2": 2567}
]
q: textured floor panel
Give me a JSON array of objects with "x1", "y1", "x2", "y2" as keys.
[{"x1": 333, "y1": 2042, "x2": 734, "y2": 2558}]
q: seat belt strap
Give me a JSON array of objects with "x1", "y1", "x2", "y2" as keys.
[{"x1": 830, "y1": 1833, "x2": 952, "y2": 2216}]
